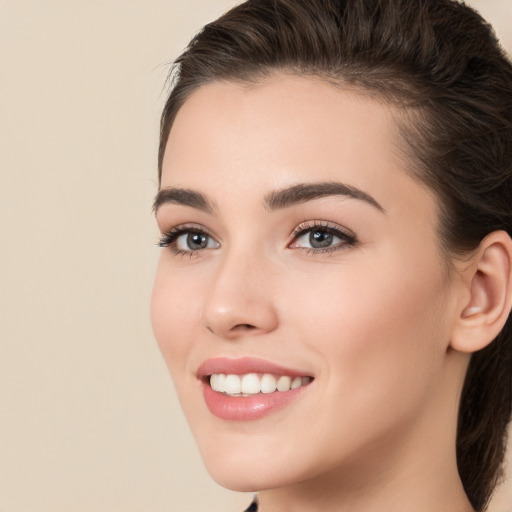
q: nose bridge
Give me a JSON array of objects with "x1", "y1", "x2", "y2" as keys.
[{"x1": 202, "y1": 242, "x2": 278, "y2": 338}]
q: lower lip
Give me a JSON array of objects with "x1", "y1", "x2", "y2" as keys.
[{"x1": 202, "y1": 381, "x2": 310, "y2": 421}]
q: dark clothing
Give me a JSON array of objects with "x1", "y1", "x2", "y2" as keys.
[{"x1": 244, "y1": 497, "x2": 258, "y2": 511}]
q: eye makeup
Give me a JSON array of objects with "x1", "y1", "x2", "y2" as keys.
[
  {"x1": 157, "y1": 218, "x2": 358, "y2": 258},
  {"x1": 288, "y1": 220, "x2": 358, "y2": 255},
  {"x1": 157, "y1": 223, "x2": 219, "y2": 256}
]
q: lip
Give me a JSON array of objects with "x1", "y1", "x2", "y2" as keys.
[
  {"x1": 197, "y1": 357, "x2": 311, "y2": 378},
  {"x1": 197, "y1": 357, "x2": 313, "y2": 421}
]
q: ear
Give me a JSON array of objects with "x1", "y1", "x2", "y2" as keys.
[{"x1": 450, "y1": 230, "x2": 512, "y2": 353}]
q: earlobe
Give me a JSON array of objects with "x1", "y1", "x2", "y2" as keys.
[{"x1": 450, "y1": 231, "x2": 512, "y2": 353}]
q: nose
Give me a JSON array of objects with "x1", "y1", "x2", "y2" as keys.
[{"x1": 202, "y1": 248, "x2": 279, "y2": 339}]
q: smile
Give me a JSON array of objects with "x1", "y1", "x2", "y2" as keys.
[
  {"x1": 198, "y1": 358, "x2": 314, "y2": 420},
  {"x1": 210, "y1": 373, "x2": 313, "y2": 396}
]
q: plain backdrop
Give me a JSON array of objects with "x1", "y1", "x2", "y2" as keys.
[{"x1": 1, "y1": 1, "x2": 511, "y2": 511}]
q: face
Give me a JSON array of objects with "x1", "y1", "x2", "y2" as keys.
[{"x1": 152, "y1": 76, "x2": 460, "y2": 492}]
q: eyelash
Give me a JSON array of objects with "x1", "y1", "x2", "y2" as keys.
[
  {"x1": 157, "y1": 223, "x2": 215, "y2": 257},
  {"x1": 157, "y1": 221, "x2": 357, "y2": 256},
  {"x1": 289, "y1": 220, "x2": 357, "y2": 255}
]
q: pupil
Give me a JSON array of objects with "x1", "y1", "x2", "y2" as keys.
[
  {"x1": 310, "y1": 230, "x2": 333, "y2": 248},
  {"x1": 187, "y1": 232, "x2": 207, "y2": 249}
]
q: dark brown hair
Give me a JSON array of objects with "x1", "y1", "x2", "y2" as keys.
[{"x1": 158, "y1": 1, "x2": 512, "y2": 509}]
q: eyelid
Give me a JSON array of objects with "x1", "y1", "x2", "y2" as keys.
[
  {"x1": 290, "y1": 220, "x2": 356, "y2": 239},
  {"x1": 159, "y1": 221, "x2": 210, "y2": 234},
  {"x1": 157, "y1": 220, "x2": 356, "y2": 256},
  {"x1": 157, "y1": 223, "x2": 220, "y2": 254},
  {"x1": 288, "y1": 220, "x2": 358, "y2": 252}
]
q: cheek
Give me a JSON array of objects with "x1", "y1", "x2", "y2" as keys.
[
  {"x1": 151, "y1": 257, "x2": 202, "y2": 375},
  {"x1": 283, "y1": 251, "x2": 450, "y2": 411}
]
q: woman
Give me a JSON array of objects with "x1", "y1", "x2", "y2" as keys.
[{"x1": 151, "y1": 1, "x2": 512, "y2": 511}]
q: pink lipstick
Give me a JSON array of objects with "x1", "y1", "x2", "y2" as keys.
[{"x1": 197, "y1": 357, "x2": 313, "y2": 421}]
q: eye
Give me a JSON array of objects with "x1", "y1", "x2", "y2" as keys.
[
  {"x1": 175, "y1": 231, "x2": 219, "y2": 251},
  {"x1": 289, "y1": 221, "x2": 357, "y2": 253},
  {"x1": 158, "y1": 225, "x2": 220, "y2": 255}
]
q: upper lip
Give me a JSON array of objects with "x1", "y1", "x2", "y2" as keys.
[{"x1": 197, "y1": 357, "x2": 313, "y2": 378}]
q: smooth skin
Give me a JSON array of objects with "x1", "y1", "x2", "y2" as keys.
[{"x1": 152, "y1": 75, "x2": 512, "y2": 512}]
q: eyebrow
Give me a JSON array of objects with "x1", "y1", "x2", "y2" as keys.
[
  {"x1": 153, "y1": 181, "x2": 384, "y2": 215},
  {"x1": 153, "y1": 187, "x2": 214, "y2": 214},
  {"x1": 264, "y1": 182, "x2": 385, "y2": 212}
]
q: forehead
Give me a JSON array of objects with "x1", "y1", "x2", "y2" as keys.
[{"x1": 161, "y1": 75, "x2": 437, "y2": 224}]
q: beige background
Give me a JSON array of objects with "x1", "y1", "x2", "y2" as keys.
[{"x1": 1, "y1": 1, "x2": 511, "y2": 511}]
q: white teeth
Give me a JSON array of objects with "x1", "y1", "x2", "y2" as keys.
[
  {"x1": 291, "y1": 376, "x2": 302, "y2": 389},
  {"x1": 209, "y1": 373, "x2": 312, "y2": 396},
  {"x1": 223, "y1": 374, "x2": 241, "y2": 395},
  {"x1": 241, "y1": 373, "x2": 261, "y2": 394},
  {"x1": 210, "y1": 373, "x2": 225, "y2": 392},
  {"x1": 261, "y1": 373, "x2": 277, "y2": 393},
  {"x1": 276, "y1": 375, "x2": 291, "y2": 392}
]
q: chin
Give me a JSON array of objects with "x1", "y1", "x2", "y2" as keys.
[
  {"x1": 198, "y1": 444, "x2": 266, "y2": 491},
  {"x1": 200, "y1": 431, "x2": 351, "y2": 496},
  {"x1": 204, "y1": 459, "x2": 293, "y2": 493},
  {"x1": 207, "y1": 471, "x2": 263, "y2": 493},
  {"x1": 196, "y1": 435, "x2": 302, "y2": 492}
]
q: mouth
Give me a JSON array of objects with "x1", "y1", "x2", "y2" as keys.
[
  {"x1": 197, "y1": 357, "x2": 314, "y2": 421},
  {"x1": 209, "y1": 373, "x2": 313, "y2": 396}
]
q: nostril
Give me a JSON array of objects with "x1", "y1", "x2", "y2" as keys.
[
  {"x1": 205, "y1": 323, "x2": 256, "y2": 335},
  {"x1": 233, "y1": 324, "x2": 256, "y2": 331}
]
